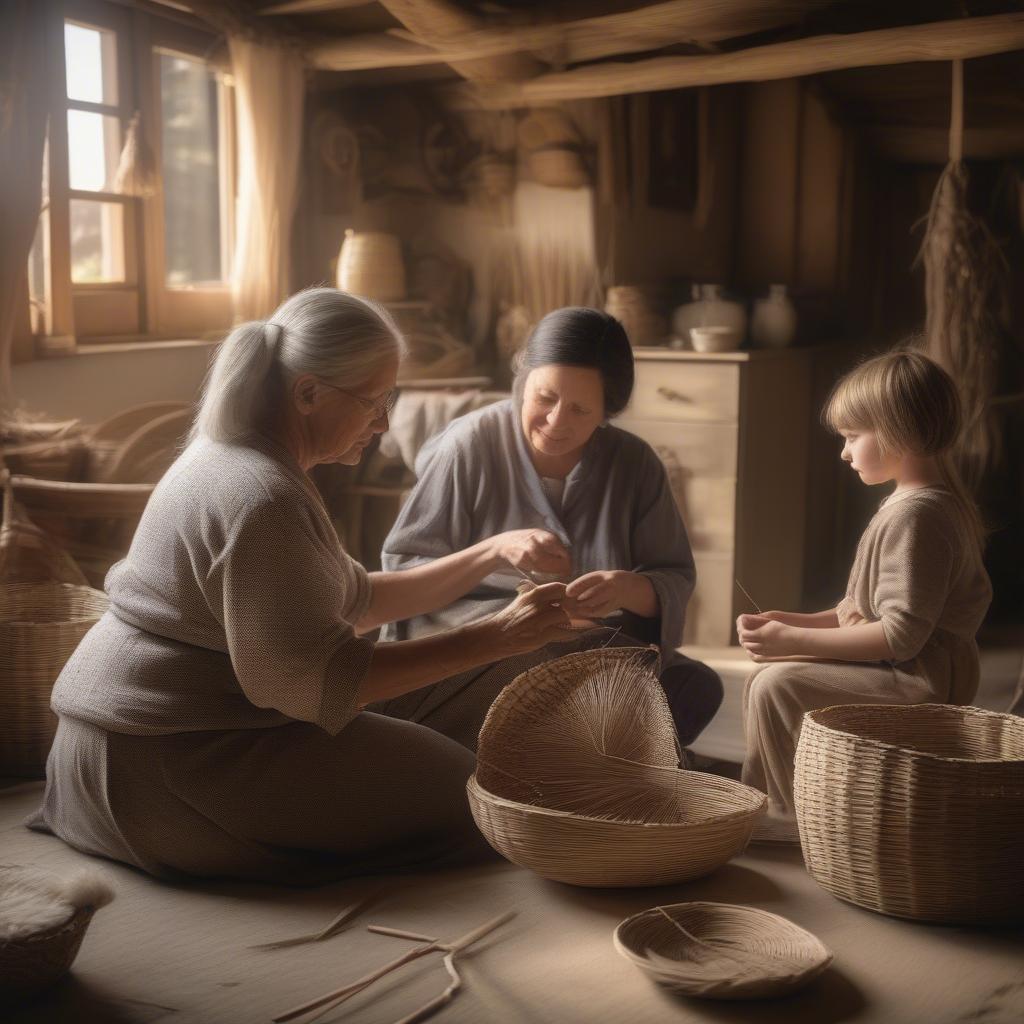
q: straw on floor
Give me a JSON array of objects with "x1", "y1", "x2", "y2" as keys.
[
  {"x1": 794, "y1": 702, "x2": 1024, "y2": 925},
  {"x1": 613, "y1": 901, "x2": 832, "y2": 1000}
]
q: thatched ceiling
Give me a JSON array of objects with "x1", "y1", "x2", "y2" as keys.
[{"x1": 150, "y1": 0, "x2": 1024, "y2": 161}]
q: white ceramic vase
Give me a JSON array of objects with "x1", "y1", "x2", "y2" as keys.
[
  {"x1": 751, "y1": 284, "x2": 797, "y2": 349},
  {"x1": 672, "y1": 284, "x2": 746, "y2": 348}
]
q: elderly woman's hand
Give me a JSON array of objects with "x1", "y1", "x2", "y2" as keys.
[
  {"x1": 492, "y1": 529, "x2": 571, "y2": 578},
  {"x1": 485, "y1": 582, "x2": 574, "y2": 657}
]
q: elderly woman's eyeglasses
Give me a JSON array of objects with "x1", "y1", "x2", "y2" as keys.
[{"x1": 318, "y1": 380, "x2": 399, "y2": 420}]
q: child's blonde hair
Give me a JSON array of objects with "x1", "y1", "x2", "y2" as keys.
[{"x1": 823, "y1": 348, "x2": 984, "y2": 547}]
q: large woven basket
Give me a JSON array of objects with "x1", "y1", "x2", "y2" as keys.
[
  {"x1": 795, "y1": 703, "x2": 1024, "y2": 925},
  {"x1": 613, "y1": 902, "x2": 832, "y2": 1000},
  {"x1": 468, "y1": 648, "x2": 766, "y2": 887},
  {"x1": 0, "y1": 583, "x2": 108, "y2": 775}
]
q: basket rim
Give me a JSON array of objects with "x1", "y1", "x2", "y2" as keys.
[
  {"x1": 0, "y1": 905, "x2": 93, "y2": 949},
  {"x1": 0, "y1": 581, "x2": 108, "y2": 628},
  {"x1": 612, "y1": 901, "x2": 833, "y2": 970},
  {"x1": 467, "y1": 772, "x2": 766, "y2": 830},
  {"x1": 803, "y1": 702, "x2": 1024, "y2": 766}
]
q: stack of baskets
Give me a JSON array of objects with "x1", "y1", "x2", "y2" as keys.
[
  {"x1": 0, "y1": 582, "x2": 108, "y2": 775},
  {"x1": 336, "y1": 230, "x2": 406, "y2": 301},
  {"x1": 467, "y1": 648, "x2": 766, "y2": 887},
  {"x1": 795, "y1": 703, "x2": 1024, "y2": 925}
]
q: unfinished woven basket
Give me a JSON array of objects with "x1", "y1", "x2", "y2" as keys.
[
  {"x1": 613, "y1": 902, "x2": 832, "y2": 1000},
  {"x1": 469, "y1": 648, "x2": 766, "y2": 887},
  {"x1": 0, "y1": 583, "x2": 108, "y2": 775},
  {"x1": 795, "y1": 703, "x2": 1024, "y2": 925}
]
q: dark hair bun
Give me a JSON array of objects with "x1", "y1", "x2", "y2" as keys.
[{"x1": 517, "y1": 307, "x2": 634, "y2": 416}]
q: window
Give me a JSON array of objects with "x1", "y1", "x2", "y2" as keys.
[
  {"x1": 159, "y1": 51, "x2": 227, "y2": 287},
  {"x1": 28, "y1": 1, "x2": 233, "y2": 347}
]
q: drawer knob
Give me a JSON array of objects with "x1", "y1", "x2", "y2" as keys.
[{"x1": 657, "y1": 386, "x2": 693, "y2": 404}]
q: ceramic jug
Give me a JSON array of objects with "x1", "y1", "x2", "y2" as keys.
[{"x1": 751, "y1": 284, "x2": 797, "y2": 348}]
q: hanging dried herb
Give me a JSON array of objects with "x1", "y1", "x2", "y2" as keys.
[{"x1": 917, "y1": 60, "x2": 1010, "y2": 489}]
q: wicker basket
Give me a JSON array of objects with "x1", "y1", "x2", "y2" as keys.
[
  {"x1": 468, "y1": 648, "x2": 766, "y2": 887},
  {"x1": 613, "y1": 902, "x2": 832, "y2": 1000},
  {"x1": 336, "y1": 230, "x2": 406, "y2": 301},
  {"x1": 0, "y1": 866, "x2": 114, "y2": 1001},
  {"x1": 0, "y1": 906, "x2": 95, "y2": 1001},
  {"x1": 0, "y1": 583, "x2": 108, "y2": 775},
  {"x1": 794, "y1": 703, "x2": 1024, "y2": 925}
]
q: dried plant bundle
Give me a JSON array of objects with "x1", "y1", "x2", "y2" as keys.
[
  {"x1": 795, "y1": 703, "x2": 1024, "y2": 925},
  {"x1": 613, "y1": 902, "x2": 832, "y2": 1000},
  {"x1": 469, "y1": 648, "x2": 766, "y2": 886},
  {"x1": 917, "y1": 59, "x2": 1011, "y2": 487}
]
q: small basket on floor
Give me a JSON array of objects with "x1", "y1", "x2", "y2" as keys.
[
  {"x1": 467, "y1": 648, "x2": 766, "y2": 887},
  {"x1": 0, "y1": 866, "x2": 115, "y2": 1002},
  {"x1": 0, "y1": 582, "x2": 109, "y2": 775},
  {"x1": 794, "y1": 703, "x2": 1024, "y2": 925},
  {"x1": 613, "y1": 902, "x2": 832, "y2": 1000}
]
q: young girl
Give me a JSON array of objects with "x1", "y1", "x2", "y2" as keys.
[{"x1": 738, "y1": 349, "x2": 992, "y2": 841}]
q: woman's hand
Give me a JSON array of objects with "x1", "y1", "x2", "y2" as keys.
[
  {"x1": 564, "y1": 570, "x2": 628, "y2": 619},
  {"x1": 737, "y1": 614, "x2": 802, "y2": 660},
  {"x1": 483, "y1": 582, "x2": 574, "y2": 657},
  {"x1": 492, "y1": 529, "x2": 571, "y2": 577}
]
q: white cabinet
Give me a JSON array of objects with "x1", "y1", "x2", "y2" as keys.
[{"x1": 618, "y1": 348, "x2": 812, "y2": 645}]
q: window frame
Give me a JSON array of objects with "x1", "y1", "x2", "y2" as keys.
[
  {"x1": 34, "y1": 0, "x2": 233, "y2": 351},
  {"x1": 142, "y1": 19, "x2": 235, "y2": 337}
]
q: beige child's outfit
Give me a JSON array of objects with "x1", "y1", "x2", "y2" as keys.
[{"x1": 742, "y1": 486, "x2": 992, "y2": 838}]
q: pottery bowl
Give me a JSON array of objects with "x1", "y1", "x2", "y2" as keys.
[{"x1": 689, "y1": 326, "x2": 743, "y2": 353}]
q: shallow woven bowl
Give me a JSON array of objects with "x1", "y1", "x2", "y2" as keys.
[
  {"x1": 613, "y1": 902, "x2": 832, "y2": 1000},
  {"x1": 470, "y1": 648, "x2": 765, "y2": 887},
  {"x1": 469, "y1": 774, "x2": 766, "y2": 887},
  {"x1": 795, "y1": 703, "x2": 1024, "y2": 925}
]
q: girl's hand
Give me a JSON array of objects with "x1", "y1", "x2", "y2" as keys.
[
  {"x1": 735, "y1": 610, "x2": 788, "y2": 635},
  {"x1": 737, "y1": 615, "x2": 801, "y2": 659},
  {"x1": 493, "y1": 529, "x2": 571, "y2": 577},
  {"x1": 485, "y1": 582, "x2": 573, "y2": 657},
  {"x1": 564, "y1": 570, "x2": 628, "y2": 620}
]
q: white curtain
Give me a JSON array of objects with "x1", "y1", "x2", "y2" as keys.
[
  {"x1": 228, "y1": 38, "x2": 305, "y2": 322},
  {"x1": 0, "y1": 2, "x2": 48, "y2": 414}
]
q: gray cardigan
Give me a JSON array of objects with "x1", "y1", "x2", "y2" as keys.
[{"x1": 381, "y1": 399, "x2": 697, "y2": 664}]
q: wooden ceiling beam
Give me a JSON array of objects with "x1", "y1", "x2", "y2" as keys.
[
  {"x1": 866, "y1": 124, "x2": 1024, "y2": 163},
  {"x1": 447, "y1": 11, "x2": 1024, "y2": 108},
  {"x1": 259, "y1": 0, "x2": 373, "y2": 13},
  {"x1": 375, "y1": 0, "x2": 543, "y2": 82},
  {"x1": 309, "y1": 0, "x2": 828, "y2": 73}
]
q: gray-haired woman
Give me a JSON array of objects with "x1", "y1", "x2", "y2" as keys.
[{"x1": 29, "y1": 288, "x2": 583, "y2": 884}]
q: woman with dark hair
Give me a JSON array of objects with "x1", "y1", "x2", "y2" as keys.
[{"x1": 381, "y1": 307, "x2": 723, "y2": 749}]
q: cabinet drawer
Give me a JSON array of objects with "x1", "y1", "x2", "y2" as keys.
[
  {"x1": 617, "y1": 419, "x2": 739, "y2": 479},
  {"x1": 627, "y1": 360, "x2": 740, "y2": 423}
]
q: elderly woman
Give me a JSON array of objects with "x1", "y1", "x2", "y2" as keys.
[
  {"x1": 29, "y1": 288, "x2": 591, "y2": 884},
  {"x1": 381, "y1": 307, "x2": 723, "y2": 747}
]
